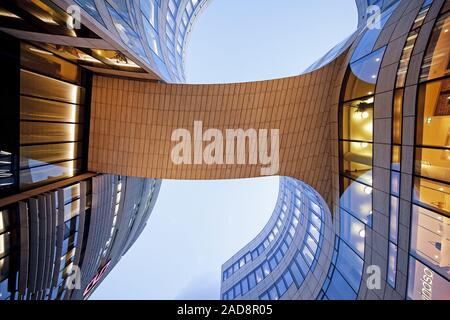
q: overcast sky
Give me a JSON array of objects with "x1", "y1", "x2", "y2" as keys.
[{"x1": 91, "y1": 0, "x2": 357, "y2": 300}]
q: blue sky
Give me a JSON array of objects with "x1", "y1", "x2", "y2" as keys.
[{"x1": 92, "y1": 0, "x2": 357, "y2": 300}]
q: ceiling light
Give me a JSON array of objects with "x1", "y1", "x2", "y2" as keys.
[
  {"x1": 359, "y1": 229, "x2": 366, "y2": 238},
  {"x1": 361, "y1": 111, "x2": 370, "y2": 119},
  {"x1": 360, "y1": 142, "x2": 369, "y2": 149},
  {"x1": 364, "y1": 186, "x2": 372, "y2": 195}
]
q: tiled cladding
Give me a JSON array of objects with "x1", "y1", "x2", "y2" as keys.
[
  {"x1": 67, "y1": 0, "x2": 209, "y2": 82},
  {"x1": 221, "y1": 178, "x2": 334, "y2": 300},
  {"x1": 88, "y1": 54, "x2": 346, "y2": 207},
  {"x1": 0, "y1": 174, "x2": 161, "y2": 300}
]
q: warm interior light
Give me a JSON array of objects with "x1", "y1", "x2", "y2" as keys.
[
  {"x1": 361, "y1": 111, "x2": 369, "y2": 119},
  {"x1": 360, "y1": 142, "x2": 369, "y2": 149},
  {"x1": 29, "y1": 47, "x2": 53, "y2": 55}
]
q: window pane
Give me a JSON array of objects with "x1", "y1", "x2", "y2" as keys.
[
  {"x1": 416, "y1": 79, "x2": 450, "y2": 148},
  {"x1": 340, "y1": 177, "x2": 373, "y2": 226},
  {"x1": 340, "y1": 209, "x2": 365, "y2": 257},
  {"x1": 415, "y1": 147, "x2": 450, "y2": 183},
  {"x1": 410, "y1": 205, "x2": 449, "y2": 280},
  {"x1": 20, "y1": 96, "x2": 82, "y2": 123},
  {"x1": 335, "y1": 241, "x2": 364, "y2": 292},
  {"x1": 420, "y1": 12, "x2": 450, "y2": 82},
  {"x1": 341, "y1": 97, "x2": 374, "y2": 142},
  {"x1": 344, "y1": 48, "x2": 385, "y2": 101},
  {"x1": 413, "y1": 177, "x2": 450, "y2": 215},
  {"x1": 341, "y1": 141, "x2": 373, "y2": 184},
  {"x1": 407, "y1": 257, "x2": 450, "y2": 300}
]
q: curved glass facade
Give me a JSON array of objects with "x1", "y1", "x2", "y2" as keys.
[
  {"x1": 221, "y1": 177, "x2": 333, "y2": 300},
  {"x1": 72, "y1": 0, "x2": 210, "y2": 83}
]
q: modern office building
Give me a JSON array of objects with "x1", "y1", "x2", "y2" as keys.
[{"x1": 0, "y1": 0, "x2": 449, "y2": 300}]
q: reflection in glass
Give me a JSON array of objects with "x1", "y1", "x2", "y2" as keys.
[
  {"x1": 341, "y1": 97, "x2": 374, "y2": 142},
  {"x1": 350, "y1": 2, "x2": 399, "y2": 63},
  {"x1": 21, "y1": 43, "x2": 81, "y2": 84},
  {"x1": 19, "y1": 160, "x2": 81, "y2": 190},
  {"x1": 340, "y1": 176, "x2": 373, "y2": 226},
  {"x1": 387, "y1": 242, "x2": 398, "y2": 287},
  {"x1": 392, "y1": 89, "x2": 404, "y2": 145},
  {"x1": 20, "y1": 96, "x2": 82, "y2": 123},
  {"x1": 420, "y1": 12, "x2": 450, "y2": 82},
  {"x1": 344, "y1": 47, "x2": 386, "y2": 101},
  {"x1": 341, "y1": 141, "x2": 373, "y2": 184},
  {"x1": 407, "y1": 257, "x2": 450, "y2": 300},
  {"x1": 414, "y1": 177, "x2": 450, "y2": 215},
  {"x1": 340, "y1": 209, "x2": 365, "y2": 257},
  {"x1": 410, "y1": 205, "x2": 449, "y2": 280},
  {"x1": 415, "y1": 147, "x2": 450, "y2": 183},
  {"x1": 416, "y1": 79, "x2": 450, "y2": 148}
]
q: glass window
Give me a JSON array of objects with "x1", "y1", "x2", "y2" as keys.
[
  {"x1": 20, "y1": 70, "x2": 83, "y2": 105},
  {"x1": 0, "y1": 211, "x2": 9, "y2": 235},
  {"x1": 21, "y1": 44, "x2": 81, "y2": 84},
  {"x1": 326, "y1": 270, "x2": 357, "y2": 300},
  {"x1": 0, "y1": 233, "x2": 10, "y2": 259},
  {"x1": 350, "y1": 2, "x2": 398, "y2": 63},
  {"x1": 396, "y1": 32, "x2": 418, "y2": 88},
  {"x1": 410, "y1": 205, "x2": 449, "y2": 280},
  {"x1": 387, "y1": 242, "x2": 398, "y2": 287},
  {"x1": 416, "y1": 79, "x2": 450, "y2": 149},
  {"x1": 241, "y1": 278, "x2": 249, "y2": 295},
  {"x1": 248, "y1": 272, "x2": 256, "y2": 289},
  {"x1": 20, "y1": 160, "x2": 81, "y2": 190},
  {"x1": 259, "y1": 292, "x2": 269, "y2": 300},
  {"x1": 107, "y1": 4, "x2": 149, "y2": 63},
  {"x1": 302, "y1": 245, "x2": 314, "y2": 266},
  {"x1": 341, "y1": 141, "x2": 373, "y2": 185},
  {"x1": 392, "y1": 89, "x2": 404, "y2": 145},
  {"x1": 269, "y1": 256, "x2": 277, "y2": 271},
  {"x1": 335, "y1": 241, "x2": 364, "y2": 292},
  {"x1": 341, "y1": 97, "x2": 374, "y2": 142},
  {"x1": 262, "y1": 261, "x2": 270, "y2": 276},
  {"x1": 309, "y1": 224, "x2": 320, "y2": 242},
  {"x1": 140, "y1": 0, "x2": 157, "y2": 28},
  {"x1": 74, "y1": 0, "x2": 105, "y2": 25},
  {"x1": 295, "y1": 252, "x2": 310, "y2": 275},
  {"x1": 268, "y1": 286, "x2": 279, "y2": 300},
  {"x1": 407, "y1": 256, "x2": 450, "y2": 300},
  {"x1": 390, "y1": 196, "x2": 399, "y2": 244},
  {"x1": 416, "y1": 148, "x2": 450, "y2": 183},
  {"x1": 344, "y1": 47, "x2": 386, "y2": 101},
  {"x1": 233, "y1": 282, "x2": 241, "y2": 298},
  {"x1": 275, "y1": 250, "x2": 283, "y2": 263},
  {"x1": 391, "y1": 171, "x2": 400, "y2": 196},
  {"x1": 340, "y1": 177, "x2": 373, "y2": 226},
  {"x1": 283, "y1": 270, "x2": 294, "y2": 288},
  {"x1": 255, "y1": 267, "x2": 263, "y2": 283},
  {"x1": 142, "y1": 17, "x2": 161, "y2": 57},
  {"x1": 340, "y1": 209, "x2": 365, "y2": 257},
  {"x1": 420, "y1": 12, "x2": 450, "y2": 82},
  {"x1": 289, "y1": 262, "x2": 304, "y2": 286},
  {"x1": 276, "y1": 278, "x2": 287, "y2": 297},
  {"x1": 413, "y1": 177, "x2": 450, "y2": 215}
]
